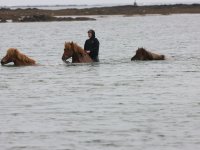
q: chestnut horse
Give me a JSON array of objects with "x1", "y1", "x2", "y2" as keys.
[
  {"x1": 1, "y1": 48, "x2": 36, "y2": 66},
  {"x1": 62, "y1": 42, "x2": 93, "y2": 63},
  {"x1": 131, "y1": 48, "x2": 165, "y2": 61}
]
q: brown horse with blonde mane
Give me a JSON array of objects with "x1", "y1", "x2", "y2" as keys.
[
  {"x1": 1, "y1": 48, "x2": 36, "y2": 66},
  {"x1": 62, "y1": 42, "x2": 93, "y2": 63},
  {"x1": 131, "y1": 48, "x2": 165, "y2": 61}
]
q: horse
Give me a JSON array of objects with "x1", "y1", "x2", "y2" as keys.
[
  {"x1": 62, "y1": 42, "x2": 93, "y2": 63},
  {"x1": 1, "y1": 48, "x2": 36, "y2": 66},
  {"x1": 131, "y1": 48, "x2": 165, "y2": 61}
]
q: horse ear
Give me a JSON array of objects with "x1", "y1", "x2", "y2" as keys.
[
  {"x1": 12, "y1": 48, "x2": 18, "y2": 57},
  {"x1": 70, "y1": 41, "x2": 74, "y2": 49}
]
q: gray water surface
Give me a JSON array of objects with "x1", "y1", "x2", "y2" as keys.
[{"x1": 0, "y1": 14, "x2": 200, "y2": 150}]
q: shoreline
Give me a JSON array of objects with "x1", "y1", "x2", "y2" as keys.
[{"x1": 1, "y1": 4, "x2": 200, "y2": 23}]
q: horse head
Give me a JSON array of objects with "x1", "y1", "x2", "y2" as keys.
[
  {"x1": 131, "y1": 48, "x2": 148, "y2": 60},
  {"x1": 62, "y1": 42, "x2": 75, "y2": 62},
  {"x1": 62, "y1": 41, "x2": 93, "y2": 63},
  {"x1": 1, "y1": 48, "x2": 17, "y2": 65}
]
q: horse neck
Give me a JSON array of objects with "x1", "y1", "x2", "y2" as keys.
[
  {"x1": 72, "y1": 53, "x2": 80, "y2": 63},
  {"x1": 74, "y1": 44, "x2": 85, "y2": 55},
  {"x1": 145, "y1": 50, "x2": 153, "y2": 60},
  {"x1": 71, "y1": 44, "x2": 93, "y2": 63},
  {"x1": 13, "y1": 58, "x2": 24, "y2": 66},
  {"x1": 72, "y1": 45, "x2": 87, "y2": 63},
  {"x1": 14, "y1": 56, "x2": 35, "y2": 66}
]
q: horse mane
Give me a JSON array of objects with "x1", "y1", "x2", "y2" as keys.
[
  {"x1": 64, "y1": 41, "x2": 93, "y2": 63},
  {"x1": 138, "y1": 47, "x2": 148, "y2": 53},
  {"x1": 71, "y1": 42, "x2": 86, "y2": 55},
  {"x1": 65, "y1": 42, "x2": 87, "y2": 57},
  {"x1": 7, "y1": 48, "x2": 36, "y2": 64},
  {"x1": 138, "y1": 47, "x2": 153, "y2": 59}
]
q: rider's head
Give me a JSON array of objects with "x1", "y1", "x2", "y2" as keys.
[{"x1": 88, "y1": 29, "x2": 95, "y2": 39}]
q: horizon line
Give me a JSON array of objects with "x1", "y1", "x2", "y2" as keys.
[{"x1": 0, "y1": 2, "x2": 200, "y2": 7}]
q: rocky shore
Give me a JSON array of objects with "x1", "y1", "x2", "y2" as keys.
[
  {"x1": 0, "y1": 4, "x2": 200, "y2": 23},
  {"x1": 17, "y1": 15, "x2": 96, "y2": 22}
]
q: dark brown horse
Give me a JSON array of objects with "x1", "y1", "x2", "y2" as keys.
[
  {"x1": 131, "y1": 48, "x2": 165, "y2": 61},
  {"x1": 1, "y1": 48, "x2": 36, "y2": 66},
  {"x1": 62, "y1": 42, "x2": 93, "y2": 63}
]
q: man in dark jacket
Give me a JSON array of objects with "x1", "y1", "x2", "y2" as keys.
[{"x1": 84, "y1": 29, "x2": 100, "y2": 62}]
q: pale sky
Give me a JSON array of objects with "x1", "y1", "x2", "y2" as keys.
[{"x1": 0, "y1": 0, "x2": 200, "y2": 6}]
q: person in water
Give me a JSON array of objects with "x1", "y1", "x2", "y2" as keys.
[{"x1": 84, "y1": 29, "x2": 100, "y2": 62}]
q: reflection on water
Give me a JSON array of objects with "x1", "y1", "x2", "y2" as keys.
[{"x1": 0, "y1": 14, "x2": 200, "y2": 150}]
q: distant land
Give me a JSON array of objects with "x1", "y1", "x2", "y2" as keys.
[
  {"x1": 0, "y1": 4, "x2": 200, "y2": 23},
  {"x1": 0, "y1": 4, "x2": 126, "y2": 10},
  {"x1": 7, "y1": 5, "x2": 91, "y2": 10}
]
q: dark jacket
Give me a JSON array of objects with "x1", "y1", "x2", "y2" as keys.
[{"x1": 84, "y1": 31, "x2": 100, "y2": 62}]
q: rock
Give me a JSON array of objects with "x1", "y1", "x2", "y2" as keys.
[
  {"x1": 18, "y1": 15, "x2": 55, "y2": 22},
  {"x1": 73, "y1": 17, "x2": 96, "y2": 21},
  {"x1": 0, "y1": 18, "x2": 7, "y2": 23},
  {"x1": 57, "y1": 17, "x2": 96, "y2": 21},
  {"x1": 0, "y1": 8, "x2": 11, "y2": 11},
  {"x1": 16, "y1": 14, "x2": 96, "y2": 22}
]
